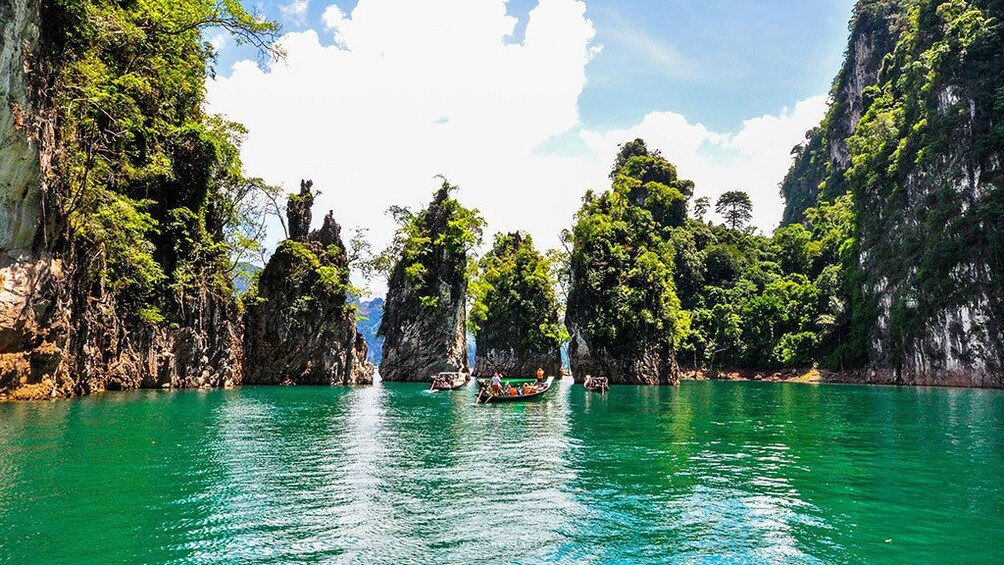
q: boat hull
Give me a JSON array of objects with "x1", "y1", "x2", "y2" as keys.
[{"x1": 477, "y1": 377, "x2": 555, "y2": 403}]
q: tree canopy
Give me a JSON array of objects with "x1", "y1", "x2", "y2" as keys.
[
  {"x1": 469, "y1": 232, "x2": 564, "y2": 354},
  {"x1": 715, "y1": 191, "x2": 753, "y2": 230},
  {"x1": 46, "y1": 0, "x2": 282, "y2": 323},
  {"x1": 566, "y1": 141, "x2": 689, "y2": 365}
]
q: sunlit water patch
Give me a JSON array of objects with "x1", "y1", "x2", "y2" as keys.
[{"x1": 1, "y1": 380, "x2": 1002, "y2": 563}]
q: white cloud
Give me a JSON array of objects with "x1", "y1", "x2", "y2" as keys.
[
  {"x1": 206, "y1": 0, "x2": 825, "y2": 293},
  {"x1": 209, "y1": 32, "x2": 227, "y2": 51},
  {"x1": 280, "y1": 0, "x2": 310, "y2": 24},
  {"x1": 321, "y1": 4, "x2": 348, "y2": 31},
  {"x1": 580, "y1": 96, "x2": 828, "y2": 231}
]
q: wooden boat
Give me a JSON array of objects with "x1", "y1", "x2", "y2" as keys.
[
  {"x1": 428, "y1": 372, "x2": 469, "y2": 391},
  {"x1": 475, "y1": 376, "x2": 540, "y2": 388},
  {"x1": 583, "y1": 376, "x2": 609, "y2": 392},
  {"x1": 476, "y1": 377, "x2": 554, "y2": 404}
]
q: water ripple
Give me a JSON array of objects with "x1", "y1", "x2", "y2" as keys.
[{"x1": 0, "y1": 381, "x2": 1002, "y2": 564}]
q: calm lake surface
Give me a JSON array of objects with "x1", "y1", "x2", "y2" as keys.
[{"x1": 1, "y1": 379, "x2": 1002, "y2": 564}]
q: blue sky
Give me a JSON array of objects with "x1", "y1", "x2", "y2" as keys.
[
  {"x1": 207, "y1": 0, "x2": 857, "y2": 285},
  {"x1": 223, "y1": 0, "x2": 855, "y2": 131}
]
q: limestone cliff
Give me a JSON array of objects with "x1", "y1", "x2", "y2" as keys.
[
  {"x1": 781, "y1": 0, "x2": 911, "y2": 225},
  {"x1": 565, "y1": 140, "x2": 688, "y2": 385},
  {"x1": 378, "y1": 183, "x2": 480, "y2": 381},
  {"x1": 470, "y1": 232, "x2": 562, "y2": 378},
  {"x1": 1, "y1": 0, "x2": 255, "y2": 399},
  {"x1": 0, "y1": 0, "x2": 43, "y2": 251},
  {"x1": 782, "y1": 0, "x2": 1004, "y2": 387},
  {"x1": 244, "y1": 182, "x2": 373, "y2": 385}
]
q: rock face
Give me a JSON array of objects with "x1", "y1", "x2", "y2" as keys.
[
  {"x1": 244, "y1": 187, "x2": 373, "y2": 385},
  {"x1": 286, "y1": 180, "x2": 314, "y2": 240},
  {"x1": 1, "y1": 250, "x2": 243, "y2": 400},
  {"x1": 0, "y1": 0, "x2": 43, "y2": 251},
  {"x1": 780, "y1": 0, "x2": 910, "y2": 225},
  {"x1": 781, "y1": 0, "x2": 1004, "y2": 387},
  {"x1": 1, "y1": 0, "x2": 243, "y2": 399},
  {"x1": 379, "y1": 185, "x2": 472, "y2": 381},
  {"x1": 567, "y1": 332, "x2": 678, "y2": 386}
]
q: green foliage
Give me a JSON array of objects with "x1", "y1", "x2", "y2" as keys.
[
  {"x1": 46, "y1": 0, "x2": 280, "y2": 324},
  {"x1": 274, "y1": 239, "x2": 350, "y2": 311},
  {"x1": 567, "y1": 139, "x2": 859, "y2": 371},
  {"x1": 470, "y1": 232, "x2": 565, "y2": 353},
  {"x1": 715, "y1": 190, "x2": 753, "y2": 230},
  {"x1": 567, "y1": 141, "x2": 686, "y2": 356},
  {"x1": 379, "y1": 181, "x2": 484, "y2": 336},
  {"x1": 662, "y1": 190, "x2": 855, "y2": 370}
]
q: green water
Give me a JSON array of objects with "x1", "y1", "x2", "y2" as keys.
[{"x1": 1, "y1": 380, "x2": 1002, "y2": 564}]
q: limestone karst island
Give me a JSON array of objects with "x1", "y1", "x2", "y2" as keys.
[{"x1": 1, "y1": 0, "x2": 1002, "y2": 562}]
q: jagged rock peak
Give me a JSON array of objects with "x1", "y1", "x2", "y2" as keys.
[
  {"x1": 245, "y1": 199, "x2": 374, "y2": 386},
  {"x1": 287, "y1": 179, "x2": 315, "y2": 241},
  {"x1": 311, "y1": 210, "x2": 343, "y2": 249},
  {"x1": 378, "y1": 181, "x2": 481, "y2": 381}
]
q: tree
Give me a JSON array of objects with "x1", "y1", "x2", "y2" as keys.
[
  {"x1": 716, "y1": 191, "x2": 753, "y2": 230},
  {"x1": 693, "y1": 196, "x2": 711, "y2": 221},
  {"x1": 609, "y1": 138, "x2": 657, "y2": 179},
  {"x1": 469, "y1": 232, "x2": 564, "y2": 353}
]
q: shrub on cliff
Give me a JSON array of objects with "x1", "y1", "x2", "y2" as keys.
[{"x1": 470, "y1": 232, "x2": 564, "y2": 368}]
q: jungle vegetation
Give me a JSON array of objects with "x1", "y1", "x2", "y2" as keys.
[
  {"x1": 43, "y1": 0, "x2": 282, "y2": 323},
  {"x1": 566, "y1": 139, "x2": 856, "y2": 373},
  {"x1": 469, "y1": 232, "x2": 565, "y2": 355}
]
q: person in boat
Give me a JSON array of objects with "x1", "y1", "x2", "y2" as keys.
[
  {"x1": 491, "y1": 371, "x2": 502, "y2": 396},
  {"x1": 536, "y1": 367, "x2": 544, "y2": 383},
  {"x1": 584, "y1": 374, "x2": 592, "y2": 387}
]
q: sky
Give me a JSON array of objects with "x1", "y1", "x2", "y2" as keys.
[{"x1": 205, "y1": 0, "x2": 856, "y2": 288}]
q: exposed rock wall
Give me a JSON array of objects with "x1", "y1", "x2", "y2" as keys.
[
  {"x1": 780, "y1": 0, "x2": 911, "y2": 224},
  {"x1": 566, "y1": 329, "x2": 677, "y2": 385},
  {"x1": 1, "y1": 0, "x2": 244, "y2": 399},
  {"x1": 856, "y1": 91, "x2": 1004, "y2": 388},
  {"x1": 0, "y1": 0, "x2": 42, "y2": 251},
  {"x1": 1, "y1": 250, "x2": 243, "y2": 399},
  {"x1": 379, "y1": 186, "x2": 470, "y2": 381},
  {"x1": 244, "y1": 191, "x2": 373, "y2": 386}
]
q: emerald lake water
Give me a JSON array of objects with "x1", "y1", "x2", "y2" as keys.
[{"x1": 1, "y1": 380, "x2": 1002, "y2": 564}]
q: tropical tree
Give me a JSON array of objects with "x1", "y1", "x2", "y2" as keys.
[
  {"x1": 715, "y1": 191, "x2": 753, "y2": 230},
  {"x1": 693, "y1": 196, "x2": 711, "y2": 221}
]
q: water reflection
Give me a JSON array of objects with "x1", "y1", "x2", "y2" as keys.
[{"x1": 0, "y1": 381, "x2": 1002, "y2": 564}]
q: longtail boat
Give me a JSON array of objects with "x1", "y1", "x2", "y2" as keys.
[
  {"x1": 583, "y1": 376, "x2": 609, "y2": 392},
  {"x1": 476, "y1": 377, "x2": 555, "y2": 404},
  {"x1": 428, "y1": 372, "x2": 469, "y2": 391}
]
